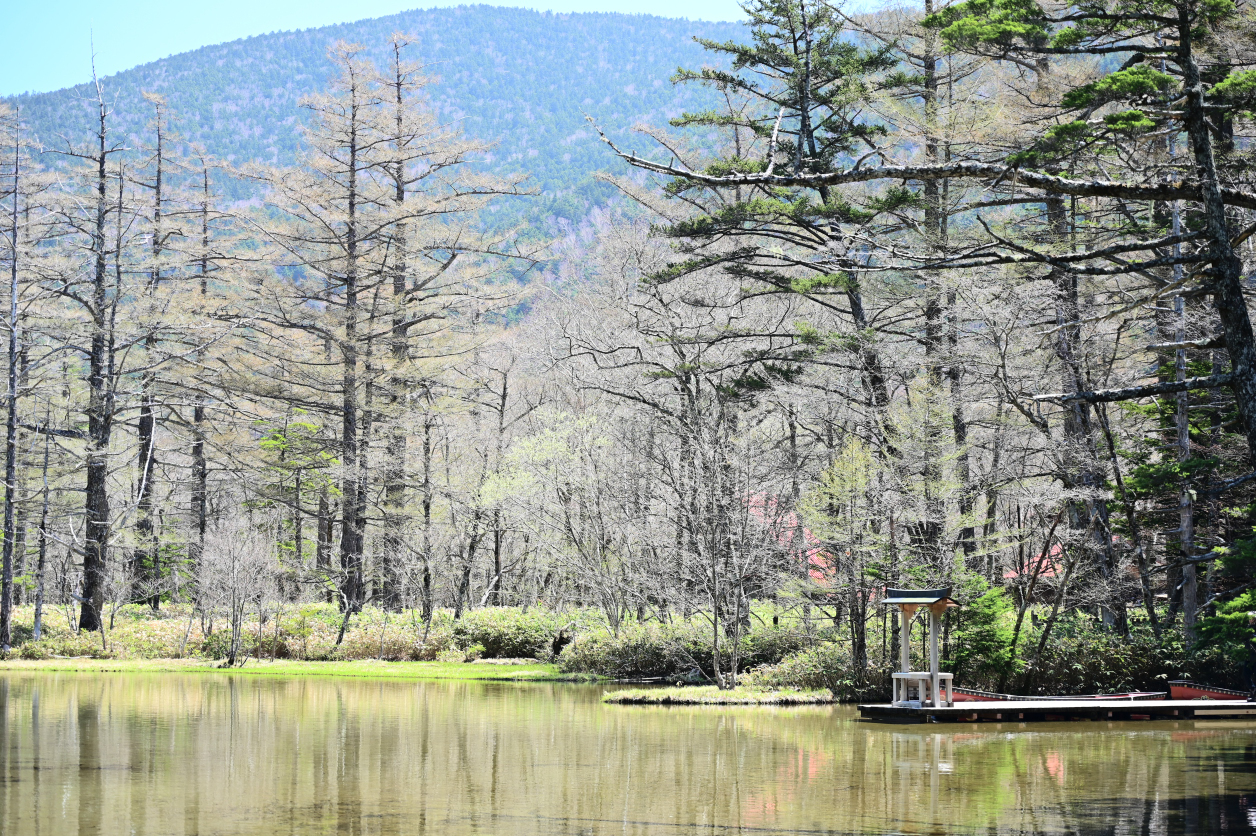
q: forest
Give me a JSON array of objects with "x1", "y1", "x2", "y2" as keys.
[
  {"x1": 7, "y1": 6, "x2": 745, "y2": 226},
  {"x1": 1, "y1": 0, "x2": 1255, "y2": 696}
]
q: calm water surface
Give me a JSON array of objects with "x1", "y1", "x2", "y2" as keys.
[{"x1": 2, "y1": 671, "x2": 1256, "y2": 835}]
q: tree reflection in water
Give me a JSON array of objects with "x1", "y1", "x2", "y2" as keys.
[{"x1": 2, "y1": 672, "x2": 1256, "y2": 835}]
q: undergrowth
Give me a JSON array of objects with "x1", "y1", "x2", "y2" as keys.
[{"x1": 0, "y1": 600, "x2": 1244, "y2": 702}]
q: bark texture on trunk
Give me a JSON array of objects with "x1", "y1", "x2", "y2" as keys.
[
  {"x1": 134, "y1": 103, "x2": 163, "y2": 609},
  {"x1": 80, "y1": 88, "x2": 117, "y2": 633},
  {"x1": 1182, "y1": 12, "x2": 1256, "y2": 467},
  {"x1": 337, "y1": 76, "x2": 365, "y2": 614},
  {"x1": 0, "y1": 123, "x2": 20, "y2": 649}
]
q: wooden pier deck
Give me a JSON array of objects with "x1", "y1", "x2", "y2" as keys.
[{"x1": 859, "y1": 699, "x2": 1256, "y2": 724}]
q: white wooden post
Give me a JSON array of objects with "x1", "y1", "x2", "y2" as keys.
[
  {"x1": 900, "y1": 607, "x2": 911, "y2": 672},
  {"x1": 899, "y1": 605, "x2": 915, "y2": 703},
  {"x1": 883, "y1": 591, "x2": 957, "y2": 707},
  {"x1": 929, "y1": 606, "x2": 941, "y2": 708}
]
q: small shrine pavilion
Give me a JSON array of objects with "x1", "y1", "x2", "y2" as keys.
[{"x1": 881, "y1": 588, "x2": 960, "y2": 707}]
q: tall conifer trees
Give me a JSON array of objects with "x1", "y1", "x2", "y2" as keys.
[{"x1": 242, "y1": 39, "x2": 521, "y2": 613}]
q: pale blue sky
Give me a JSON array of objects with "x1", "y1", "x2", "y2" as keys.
[{"x1": 2, "y1": 1, "x2": 758, "y2": 97}]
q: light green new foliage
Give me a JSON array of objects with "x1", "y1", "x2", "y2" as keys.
[
  {"x1": 803, "y1": 435, "x2": 875, "y2": 519},
  {"x1": 483, "y1": 410, "x2": 608, "y2": 506},
  {"x1": 802, "y1": 377, "x2": 971, "y2": 557}
]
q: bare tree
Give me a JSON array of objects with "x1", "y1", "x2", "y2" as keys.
[{"x1": 200, "y1": 515, "x2": 280, "y2": 666}]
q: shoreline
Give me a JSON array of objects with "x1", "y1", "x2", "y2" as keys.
[
  {"x1": 604, "y1": 685, "x2": 835, "y2": 705},
  {"x1": 0, "y1": 657, "x2": 596, "y2": 682}
]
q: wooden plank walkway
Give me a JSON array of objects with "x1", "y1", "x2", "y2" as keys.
[{"x1": 859, "y1": 699, "x2": 1256, "y2": 724}]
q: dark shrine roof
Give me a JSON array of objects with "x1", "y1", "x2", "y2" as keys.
[{"x1": 881, "y1": 587, "x2": 959, "y2": 607}]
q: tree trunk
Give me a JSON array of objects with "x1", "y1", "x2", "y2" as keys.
[
  {"x1": 189, "y1": 400, "x2": 207, "y2": 600},
  {"x1": 420, "y1": 414, "x2": 433, "y2": 622},
  {"x1": 80, "y1": 92, "x2": 116, "y2": 634},
  {"x1": 379, "y1": 40, "x2": 412, "y2": 612},
  {"x1": 289, "y1": 469, "x2": 303, "y2": 604},
  {"x1": 1095, "y1": 403, "x2": 1159, "y2": 634},
  {"x1": 1177, "y1": 13, "x2": 1256, "y2": 467},
  {"x1": 188, "y1": 165, "x2": 210, "y2": 604},
  {"x1": 316, "y1": 486, "x2": 333, "y2": 603},
  {"x1": 134, "y1": 104, "x2": 163, "y2": 610},
  {"x1": 134, "y1": 391, "x2": 157, "y2": 606},
  {"x1": 0, "y1": 125, "x2": 19, "y2": 650},
  {"x1": 12, "y1": 481, "x2": 26, "y2": 607},
  {"x1": 338, "y1": 87, "x2": 364, "y2": 614},
  {"x1": 32, "y1": 407, "x2": 50, "y2": 641},
  {"x1": 489, "y1": 513, "x2": 504, "y2": 606},
  {"x1": 1048, "y1": 193, "x2": 1124, "y2": 630},
  {"x1": 919, "y1": 0, "x2": 949, "y2": 570},
  {"x1": 454, "y1": 509, "x2": 482, "y2": 619},
  {"x1": 1177, "y1": 292, "x2": 1197, "y2": 641},
  {"x1": 380, "y1": 427, "x2": 405, "y2": 610}
]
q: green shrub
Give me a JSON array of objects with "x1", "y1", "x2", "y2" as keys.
[
  {"x1": 200, "y1": 631, "x2": 235, "y2": 660},
  {"x1": 1194, "y1": 587, "x2": 1256, "y2": 690},
  {"x1": 558, "y1": 622, "x2": 700, "y2": 678},
  {"x1": 331, "y1": 622, "x2": 435, "y2": 661},
  {"x1": 944, "y1": 587, "x2": 1018, "y2": 688},
  {"x1": 741, "y1": 626, "x2": 809, "y2": 669},
  {"x1": 1019, "y1": 616, "x2": 1237, "y2": 695},
  {"x1": 21, "y1": 632, "x2": 114, "y2": 659},
  {"x1": 746, "y1": 642, "x2": 889, "y2": 701},
  {"x1": 18, "y1": 641, "x2": 51, "y2": 660},
  {"x1": 557, "y1": 618, "x2": 810, "y2": 680},
  {"x1": 276, "y1": 605, "x2": 332, "y2": 659},
  {"x1": 410, "y1": 625, "x2": 458, "y2": 661},
  {"x1": 452, "y1": 607, "x2": 562, "y2": 659},
  {"x1": 108, "y1": 618, "x2": 193, "y2": 659}
]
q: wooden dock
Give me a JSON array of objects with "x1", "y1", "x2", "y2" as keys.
[{"x1": 859, "y1": 699, "x2": 1256, "y2": 724}]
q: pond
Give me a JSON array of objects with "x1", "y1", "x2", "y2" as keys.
[{"x1": 2, "y1": 671, "x2": 1256, "y2": 835}]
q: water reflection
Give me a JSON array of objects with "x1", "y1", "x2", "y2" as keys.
[{"x1": 1, "y1": 672, "x2": 1256, "y2": 835}]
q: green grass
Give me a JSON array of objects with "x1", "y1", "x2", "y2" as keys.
[
  {"x1": 603, "y1": 685, "x2": 835, "y2": 705},
  {"x1": 0, "y1": 657, "x2": 598, "y2": 682}
]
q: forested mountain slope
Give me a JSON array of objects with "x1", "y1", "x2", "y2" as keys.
[{"x1": 7, "y1": 5, "x2": 741, "y2": 219}]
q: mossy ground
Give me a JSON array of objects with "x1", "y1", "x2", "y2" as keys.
[{"x1": 603, "y1": 685, "x2": 834, "y2": 705}]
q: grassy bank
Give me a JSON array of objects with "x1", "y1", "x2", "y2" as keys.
[
  {"x1": 0, "y1": 657, "x2": 586, "y2": 681},
  {"x1": 604, "y1": 685, "x2": 835, "y2": 705},
  {"x1": 0, "y1": 602, "x2": 587, "y2": 664}
]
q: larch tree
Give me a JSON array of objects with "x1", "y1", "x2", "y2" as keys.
[
  {"x1": 240, "y1": 39, "x2": 525, "y2": 614},
  {"x1": 43, "y1": 70, "x2": 131, "y2": 633}
]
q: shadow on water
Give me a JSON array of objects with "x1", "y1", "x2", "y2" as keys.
[
  {"x1": 1186, "y1": 742, "x2": 1256, "y2": 775},
  {"x1": 1051, "y1": 792, "x2": 1256, "y2": 836}
]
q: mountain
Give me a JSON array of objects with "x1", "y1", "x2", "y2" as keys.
[{"x1": 7, "y1": 5, "x2": 744, "y2": 223}]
